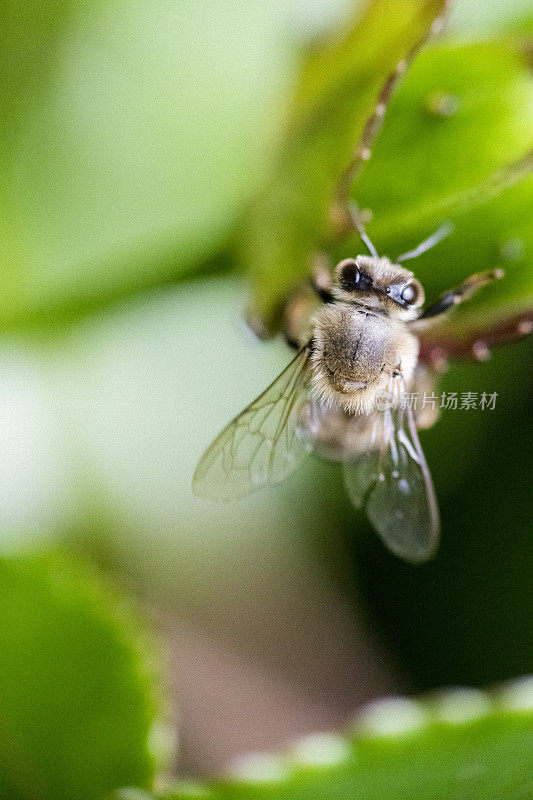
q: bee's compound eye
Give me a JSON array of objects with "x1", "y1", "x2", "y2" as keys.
[
  {"x1": 401, "y1": 282, "x2": 419, "y2": 304},
  {"x1": 337, "y1": 258, "x2": 360, "y2": 292}
]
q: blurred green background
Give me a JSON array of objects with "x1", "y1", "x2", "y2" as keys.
[{"x1": 0, "y1": 0, "x2": 531, "y2": 798}]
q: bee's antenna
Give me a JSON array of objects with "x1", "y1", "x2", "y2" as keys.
[
  {"x1": 348, "y1": 202, "x2": 379, "y2": 258},
  {"x1": 397, "y1": 222, "x2": 454, "y2": 263},
  {"x1": 359, "y1": 227, "x2": 379, "y2": 260}
]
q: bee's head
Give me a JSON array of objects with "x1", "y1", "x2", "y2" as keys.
[{"x1": 333, "y1": 255, "x2": 425, "y2": 320}]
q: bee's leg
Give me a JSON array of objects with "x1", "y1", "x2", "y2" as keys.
[
  {"x1": 419, "y1": 269, "x2": 504, "y2": 320},
  {"x1": 309, "y1": 253, "x2": 334, "y2": 303},
  {"x1": 284, "y1": 255, "x2": 333, "y2": 348},
  {"x1": 311, "y1": 284, "x2": 333, "y2": 304},
  {"x1": 284, "y1": 333, "x2": 301, "y2": 350},
  {"x1": 283, "y1": 292, "x2": 309, "y2": 348}
]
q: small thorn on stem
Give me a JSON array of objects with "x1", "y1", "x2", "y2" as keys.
[
  {"x1": 430, "y1": 348, "x2": 449, "y2": 373},
  {"x1": 518, "y1": 319, "x2": 533, "y2": 336},
  {"x1": 425, "y1": 92, "x2": 459, "y2": 118},
  {"x1": 472, "y1": 340, "x2": 490, "y2": 361},
  {"x1": 431, "y1": 16, "x2": 445, "y2": 36}
]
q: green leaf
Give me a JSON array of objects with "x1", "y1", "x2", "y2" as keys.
[
  {"x1": 355, "y1": 41, "x2": 532, "y2": 223},
  {"x1": 245, "y1": 26, "x2": 533, "y2": 337},
  {"x1": 113, "y1": 683, "x2": 533, "y2": 800},
  {"x1": 0, "y1": 552, "x2": 162, "y2": 800},
  {"x1": 0, "y1": 0, "x2": 294, "y2": 328},
  {"x1": 243, "y1": 0, "x2": 447, "y2": 332},
  {"x1": 447, "y1": 0, "x2": 533, "y2": 36},
  {"x1": 346, "y1": 36, "x2": 533, "y2": 339},
  {"x1": 355, "y1": 165, "x2": 533, "y2": 341},
  {"x1": 352, "y1": 39, "x2": 533, "y2": 247}
]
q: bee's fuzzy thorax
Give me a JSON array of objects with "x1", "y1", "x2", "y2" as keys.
[{"x1": 310, "y1": 301, "x2": 419, "y2": 415}]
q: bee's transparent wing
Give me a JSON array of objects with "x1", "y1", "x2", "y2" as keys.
[
  {"x1": 193, "y1": 346, "x2": 312, "y2": 501},
  {"x1": 343, "y1": 376, "x2": 440, "y2": 563}
]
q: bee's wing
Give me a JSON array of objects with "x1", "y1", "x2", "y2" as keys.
[
  {"x1": 343, "y1": 376, "x2": 440, "y2": 564},
  {"x1": 192, "y1": 346, "x2": 312, "y2": 501}
]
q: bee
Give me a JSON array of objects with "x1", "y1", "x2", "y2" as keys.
[{"x1": 193, "y1": 222, "x2": 504, "y2": 563}]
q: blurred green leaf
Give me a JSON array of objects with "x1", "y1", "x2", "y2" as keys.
[
  {"x1": 114, "y1": 688, "x2": 533, "y2": 800},
  {"x1": 0, "y1": 552, "x2": 162, "y2": 800},
  {"x1": 0, "y1": 0, "x2": 295, "y2": 328},
  {"x1": 353, "y1": 166, "x2": 533, "y2": 336},
  {"x1": 350, "y1": 39, "x2": 533, "y2": 307},
  {"x1": 245, "y1": 27, "x2": 533, "y2": 335},
  {"x1": 447, "y1": 0, "x2": 533, "y2": 36},
  {"x1": 355, "y1": 40, "x2": 533, "y2": 226},
  {"x1": 244, "y1": 0, "x2": 447, "y2": 332}
]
